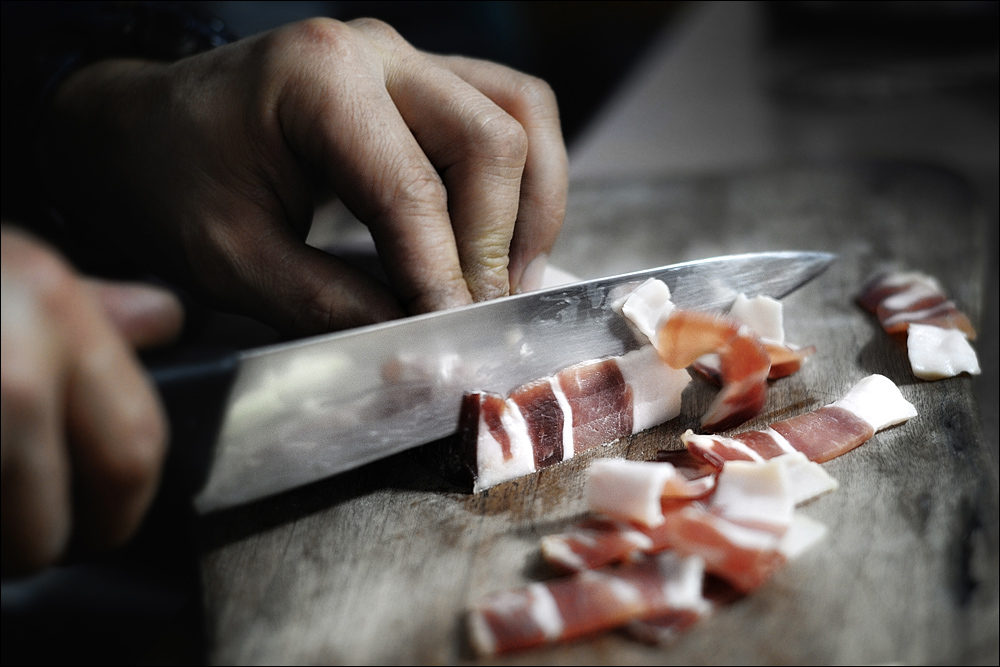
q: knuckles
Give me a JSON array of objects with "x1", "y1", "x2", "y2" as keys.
[
  {"x1": 513, "y1": 74, "x2": 561, "y2": 121},
  {"x1": 466, "y1": 109, "x2": 529, "y2": 170}
]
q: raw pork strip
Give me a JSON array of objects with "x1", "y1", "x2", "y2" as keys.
[
  {"x1": 858, "y1": 270, "x2": 979, "y2": 381},
  {"x1": 545, "y1": 459, "x2": 818, "y2": 592},
  {"x1": 459, "y1": 346, "x2": 689, "y2": 492},
  {"x1": 858, "y1": 271, "x2": 976, "y2": 339},
  {"x1": 468, "y1": 552, "x2": 709, "y2": 657},
  {"x1": 656, "y1": 310, "x2": 770, "y2": 432},
  {"x1": 683, "y1": 374, "x2": 916, "y2": 465},
  {"x1": 585, "y1": 458, "x2": 715, "y2": 528}
]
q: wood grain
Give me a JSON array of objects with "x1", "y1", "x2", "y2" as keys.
[{"x1": 199, "y1": 163, "x2": 998, "y2": 664}]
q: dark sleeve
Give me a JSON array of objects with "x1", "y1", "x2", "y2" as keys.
[{"x1": 1, "y1": 1, "x2": 234, "y2": 238}]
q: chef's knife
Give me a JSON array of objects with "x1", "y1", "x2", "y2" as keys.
[{"x1": 154, "y1": 251, "x2": 833, "y2": 514}]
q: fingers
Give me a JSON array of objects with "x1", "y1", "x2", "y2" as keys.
[
  {"x1": 424, "y1": 55, "x2": 568, "y2": 294},
  {"x1": 62, "y1": 291, "x2": 168, "y2": 551},
  {"x1": 275, "y1": 19, "x2": 472, "y2": 314},
  {"x1": 274, "y1": 18, "x2": 566, "y2": 315},
  {"x1": 1, "y1": 284, "x2": 71, "y2": 574},
  {"x1": 367, "y1": 22, "x2": 528, "y2": 302},
  {"x1": 85, "y1": 279, "x2": 184, "y2": 348},
  {"x1": 1, "y1": 228, "x2": 167, "y2": 573},
  {"x1": 205, "y1": 218, "x2": 406, "y2": 334}
]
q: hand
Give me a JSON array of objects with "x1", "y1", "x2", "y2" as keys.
[
  {"x1": 39, "y1": 17, "x2": 568, "y2": 335},
  {"x1": 1, "y1": 226, "x2": 183, "y2": 575}
]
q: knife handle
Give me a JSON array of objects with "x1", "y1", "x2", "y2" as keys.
[{"x1": 147, "y1": 348, "x2": 239, "y2": 507}]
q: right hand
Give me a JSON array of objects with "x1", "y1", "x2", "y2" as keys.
[{"x1": 1, "y1": 226, "x2": 183, "y2": 575}]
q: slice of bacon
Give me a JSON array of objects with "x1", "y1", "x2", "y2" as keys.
[
  {"x1": 585, "y1": 458, "x2": 716, "y2": 527},
  {"x1": 543, "y1": 458, "x2": 822, "y2": 593},
  {"x1": 467, "y1": 552, "x2": 710, "y2": 657},
  {"x1": 458, "y1": 391, "x2": 537, "y2": 493},
  {"x1": 858, "y1": 271, "x2": 976, "y2": 339},
  {"x1": 459, "y1": 346, "x2": 690, "y2": 492},
  {"x1": 906, "y1": 323, "x2": 981, "y2": 380},
  {"x1": 656, "y1": 310, "x2": 770, "y2": 432},
  {"x1": 684, "y1": 374, "x2": 915, "y2": 466},
  {"x1": 541, "y1": 517, "x2": 654, "y2": 573}
]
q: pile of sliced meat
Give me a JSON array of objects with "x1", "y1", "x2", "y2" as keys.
[
  {"x1": 858, "y1": 270, "x2": 980, "y2": 380},
  {"x1": 459, "y1": 279, "x2": 816, "y2": 492},
  {"x1": 468, "y1": 373, "x2": 916, "y2": 657},
  {"x1": 463, "y1": 274, "x2": 930, "y2": 657}
]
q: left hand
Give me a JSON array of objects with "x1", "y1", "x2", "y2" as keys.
[{"x1": 37, "y1": 17, "x2": 568, "y2": 335}]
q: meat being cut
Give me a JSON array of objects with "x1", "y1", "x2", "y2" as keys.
[
  {"x1": 459, "y1": 346, "x2": 690, "y2": 492},
  {"x1": 621, "y1": 280, "x2": 815, "y2": 432},
  {"x1": 538, "y1": 375, "x2": 913, "y2": 582}
]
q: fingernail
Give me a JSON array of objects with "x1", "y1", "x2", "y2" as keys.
[{"x1": 515, "y1": 254, "x2": 548, "y2": 294}]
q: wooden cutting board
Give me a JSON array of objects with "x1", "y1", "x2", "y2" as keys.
[{"x1": 197, "y1": 162, "x2": 998, "y2": 664}]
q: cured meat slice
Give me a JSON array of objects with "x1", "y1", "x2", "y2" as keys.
[
  {"x1": 656, "y1": 310, "x2": 770, "y2": 432},
  {"x1": 858, "y1": 271, "x2": 976, "y2": 339},
  {"x1": 906, "y1": 323, "x2": 981, "y2": 380},
  {"x1": 556, "y1": 359, "x2": 632, "y2": 453},
  {"x1": 540, "y1": 501, "x2": 827, "y2": 577},
  {"x1": 540, "y1": 517, "x2": 654, "y2": 573},
  {"x1": 622, "y1": 281, "x2": 817, "y2": 432},
  {"x1": 510, "y1": 378, "x2": 570, "y2": 467},
  {"x1": 467, "y1": 552, "x2": 710, "y2": 657},
  {"x1": 683, "y1": 374, "x2": 915, "y2": 465},
  {"x1": 458, "y1": 392, "x2": 536, "y2": 493},
  {"x1": 585, "y1": 459, "x2": 715, "y2": 527},
  {"x1": 654, "y1": 459, "x2": 796, "y2": 591},
  {"x1": 858, "y1": 270, "x2": 979, "y2": 381},
  {"x1": 544, "y1": 458, "x2": 814, "y2": 591},
  {"x1": 459, "y1": 346, "x2": 690, "y2": 492}
]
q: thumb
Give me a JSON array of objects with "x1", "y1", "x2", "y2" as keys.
[
  {"x1": 223, "y1": 233, "x2": 406, "y2": 336},
  {"x1": 85, "y1": 279, "x2": 184, "y2": 349}
]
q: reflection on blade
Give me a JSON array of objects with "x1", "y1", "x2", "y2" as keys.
[{"x1": 194, "y1": 251, "x2": 834, "y2": 513}]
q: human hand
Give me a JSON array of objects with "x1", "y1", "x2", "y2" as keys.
[
  {"x1": 39, "y1": 17, "x2": 568, "y2": 335},
  {"x1": 1, "y1": 226, "x2": 183, "y2": 575}
]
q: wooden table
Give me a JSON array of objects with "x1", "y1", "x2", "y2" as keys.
[{"x1": 198, "y1": 162, "x2": 998, "y2": 664}]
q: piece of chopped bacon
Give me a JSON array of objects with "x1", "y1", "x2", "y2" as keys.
[
  {"x1": 459, "y1": 346, "x2": 690, "y2": 493},
  {"x1": 585, "y1": 459, "x2": 716, "y2": 527},
  {"x1": 543, "y1": 458, "x2": 822, "y2": 593},
  {"x1": 683, "y1": 374, "x2": 915, "y2": 466},
  {"x1": 858, "y1": 270, "x2": 976, "y2": 339},
  {"x1": 655, "y1": 310, "x2": 770, "y2": 432},
  {"x1": 468, "y1": 552, "x2": 710, "y2": 657}
]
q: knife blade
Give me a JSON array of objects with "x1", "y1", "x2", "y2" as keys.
[{"x1": 160, "y1": 251, "x2": 832, "y2": 513}]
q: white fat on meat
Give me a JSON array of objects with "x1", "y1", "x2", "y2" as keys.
[
  {"x1": 473, "y1": 398, "x2": 536, "y2": 494},
  {"x1": 656, "y1": 552, "x2": 712, "y2": 615},
  {"x1": 586, "y1": 459, "x2": 715, "y2": 527},
  {"x1": 771, "y1": 452, "x2": 839, "y2": 505},
  {"x1": 548, "y1": 375, "x2": 576, "y2": 459},
  {"x1": 620, "y1": 278, "x2": 676, "y2": 345},
  {"x1": 777, "y1": 514, "x2": 829, "y2": 560},
  {"x1": 830, "y1": 374, "x2": 917, "y2": 432},
  {"x1": 616, "y1": 346, "x2": 691, "y2": 432},
  {"x1": 906, "y1": 323, "x2": 981, "y2": 381},
  {"x1": 586, "y1": 460, "x2": 678, "y2": 528},
  {"x1": 728, "y1": 294, "x2": 785, "y2": 345},
  {"x1": 711, "y1": 459, "x2": 794, "y2": 533}
]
